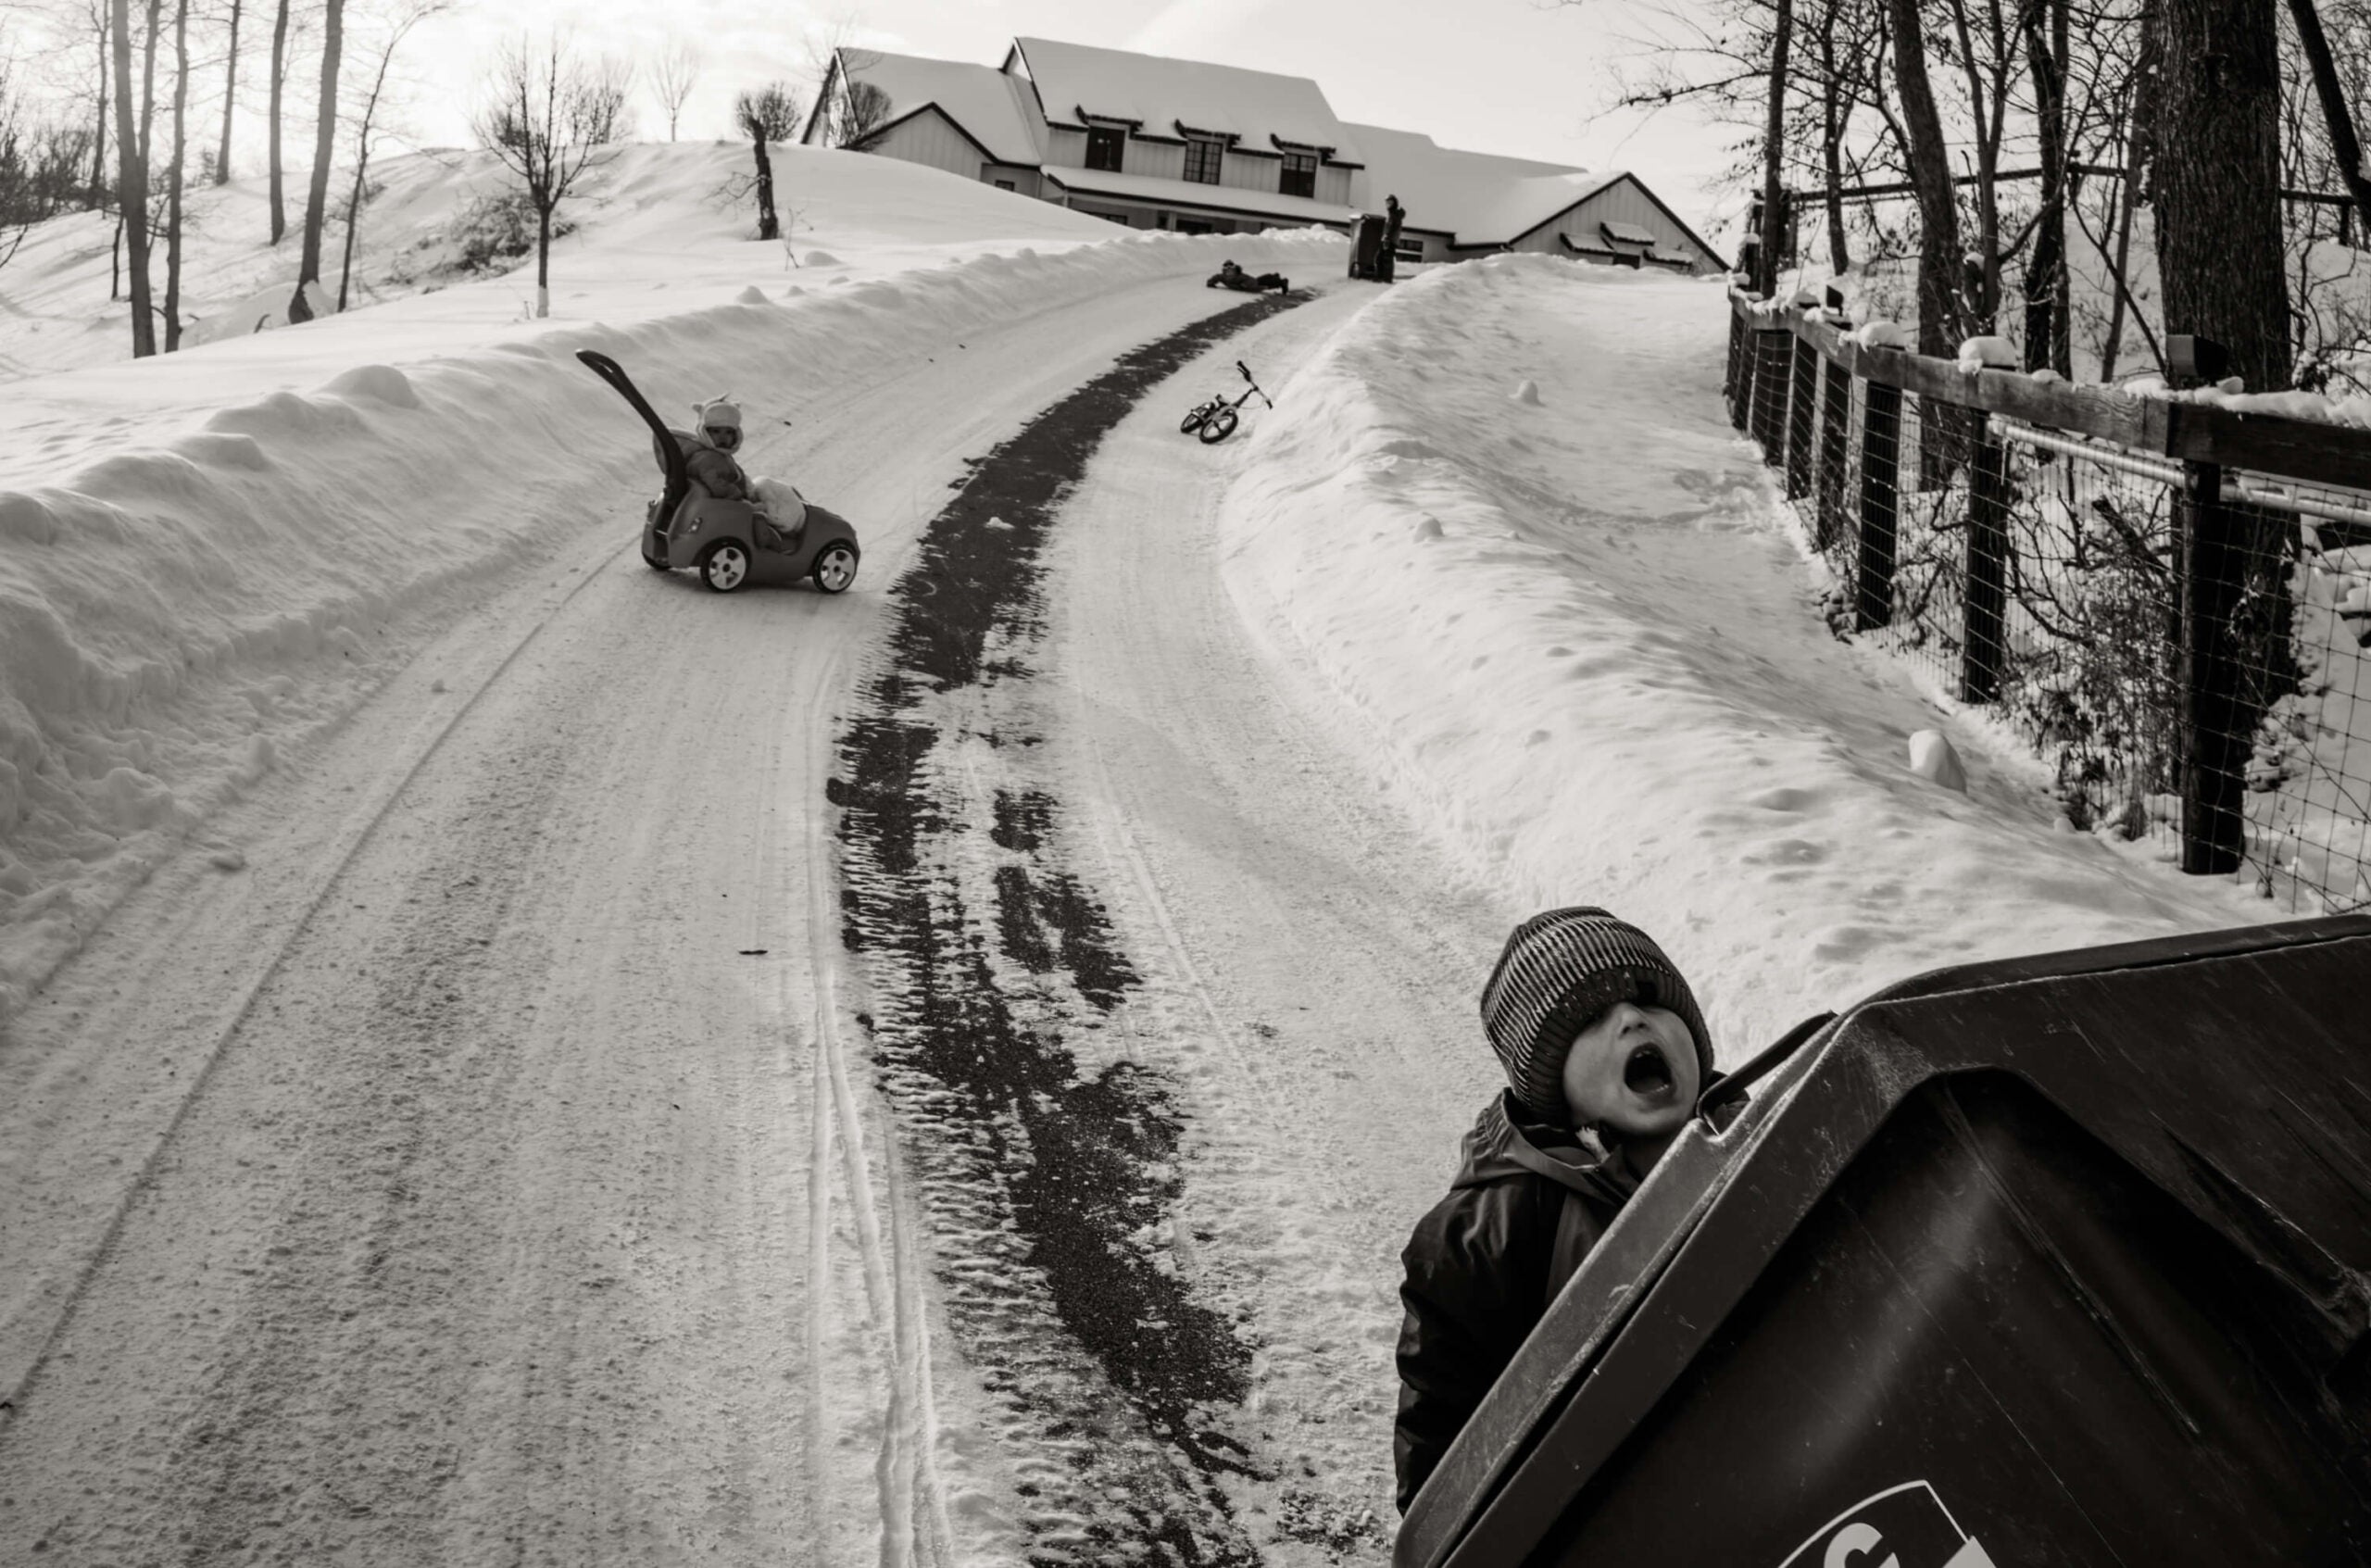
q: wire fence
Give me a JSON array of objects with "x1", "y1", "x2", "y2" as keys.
[{"x1": 1729, "y1": 295, "x2": 2371, "y2": 914}]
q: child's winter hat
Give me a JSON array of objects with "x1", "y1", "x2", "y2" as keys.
[
  {"x1": 694, "y1": 395, "x2": 743, "y2": 431},
  {"x1": 1480, "y1": 907, "x2": 1712, "y2": 1123}
]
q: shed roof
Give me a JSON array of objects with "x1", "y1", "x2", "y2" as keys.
[
  {"x1": 833, "y1": 48, "x2": 1046, "y2": 166},
  {"x1": 1347, "y1": 122, "x2": 1623, "y2": 245},
  {"x1": 1008, "y1": 37, "x2": 1359, "y2": 161}
]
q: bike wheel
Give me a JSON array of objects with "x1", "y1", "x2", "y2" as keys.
[
  {"x1": 1198, "y1": 408, "x2": 1239, "y2": 444},
  {"x1": 1181, "y1": 406, "x2": 1211, "y2": 434}
]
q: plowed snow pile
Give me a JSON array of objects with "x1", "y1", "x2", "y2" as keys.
[{"x1": 1222, "y1": 254, "x2": 2264, "y2": 1054}]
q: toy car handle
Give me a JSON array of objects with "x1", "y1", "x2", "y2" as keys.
[
  {"x1": 575, "y1": 349, "x2": 688, "y2": 514},
  {"x1": 1692, "y1": 1010, "x2": 1837, "y2": 1129}
]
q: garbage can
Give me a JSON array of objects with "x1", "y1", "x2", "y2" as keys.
[
  {"x1": 1350, "y1": 214, "x2": 1387, "y2": 280},
  {"x1": 1397, "y1": 915, "x2": 2371, "y2": 1568}
]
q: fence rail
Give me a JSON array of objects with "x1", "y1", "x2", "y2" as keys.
[{"x1": 1726, "y1": 292, "x2": 2371, "y2": 912}]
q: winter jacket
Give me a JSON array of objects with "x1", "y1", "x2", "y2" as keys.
[
  {"x1": 666, "y1": 428, "x2": 753, "y2": 504},
  {"x1": 1393, "y1": 1089, "x2": 1641, "y2": 1514}
]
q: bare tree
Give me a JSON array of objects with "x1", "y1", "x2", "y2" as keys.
[
  {"x1": 214, "y1": 0, "x2": 240, "y2": 182},
  {"x1": 651, "y1": 38, "x2": 697, "y2": 141},
  {"x1": 734, "y1": 79, "x2": 799, "y2": 239},
  {"x1": 1886, "y1": 0, "x2": 1966, "y2": 353},
  {"x1": 471, "y1": 34, "x2": 626, "y2": 319},
  {"x1": 2156, "y1": 0, "x2": 2290, "y2": 389},
  {"x1": 1753, "y1": 0, "x2": 1795, "y2": 294},
  {"x1": 109, "y1": 0, "x2": 154, "y2": 353},
  {"x1": 338, "y1": 0, "x2": 440, "y2": 309},
  {"x1": 2287, "y1": 0, "x2": 2371, "y2": 232},
  {"x1": 290, "y1": 0, "x2": 341, "y2": 319},
  {"x1": 162, "y1": 0, "x2": 187, "y2": 346},
  {"x1": 267, "y1": 0, "x2": 287, "y2": 240}
]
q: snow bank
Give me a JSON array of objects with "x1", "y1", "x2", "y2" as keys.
[
  {"x1": 1221, "y1": 253, "x2": 2259, "y2": 1057},
  {"x1": 0, "y1": 220, "x2": 1342, "y2": 1019}
]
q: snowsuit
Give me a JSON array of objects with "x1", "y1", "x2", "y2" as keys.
[
  {"x1": 1379, "y1": 198, "x2": 1405, "y2": 283},
  {"x1": 668, "y1": 428, "x2": 754, "y2": 504},
  {"x1": 1393, "y1": 1088, "x2": 1640, "y2": 1513}
]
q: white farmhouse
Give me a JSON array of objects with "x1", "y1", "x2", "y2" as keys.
[{"x1": 800, "y1": 38, "x2": 1725, "y2": 274}]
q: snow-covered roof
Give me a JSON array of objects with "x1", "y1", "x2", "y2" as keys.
[
  {"x1": 1008, "y1": 37, "x2": 1360, "y2": 162},
  {"x1": 1348, "y1": 123, "x2": 1623, "y2": 246},
  {"x1": 1043, "y1": 168, "x2": 1355, "y2": 227},
  {"x1": 834, "y1": 48, "x2": 1046, "y2": 166}
]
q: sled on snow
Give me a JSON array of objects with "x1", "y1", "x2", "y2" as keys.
[
  {"x1": 576, "y1": 349, "x2": 861, "y2": 596},
  {"x1": 1398, "y1": 914, "x2": 2371, "y2": 1568}
]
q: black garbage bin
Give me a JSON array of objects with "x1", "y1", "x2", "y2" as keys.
[
  {"x1": 1350, "y1": 214, "x2": 1388, "y2": 280},
  {"x1": 1398, "y1": 915, "x2": 2371, "y2": 1568}
]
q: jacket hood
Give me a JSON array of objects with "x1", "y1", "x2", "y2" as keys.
[{"x1": 1450, "y1": 1089, "x2": 1639, "y2": 1209}]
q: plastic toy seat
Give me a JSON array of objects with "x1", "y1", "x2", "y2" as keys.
[{"x1": 1398, "y1": 915, "x2": 2371, "y2": 1568}]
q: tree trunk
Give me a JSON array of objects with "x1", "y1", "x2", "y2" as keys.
[
  {"x1": 1817, "y1": 11, "x2": 1851, "y2": 275},
  {"x1": 295, "y1": 0, "x2": 341, "y2": 307},
  {"x1": 1886, "y1": 0, "x2": 1964, "y2": 354},
  {"x1": 2024, "y1": 0, "x2": 2071, "y2": 372},
  {"x1": 2156, "y1": 0, "x2": 2291, "y2": 390},
  {"x1": 338, "y1": 144, "x2": 367, "y2": 309},
  {"x1": 753, "y1": 133, "x2": 778, "y2": 241},
  {"x1": 164, "y1": 0, "x2": 187, "y2": 350},
  {"x1": 2288, "y1": 0, "x2": 2371, "y2": 234},
  {"x1": 1756, "y1": 0, "x2": 1796, "y2": 295},
  {"x1": 268, "y1": 0, "x2": 288, "y2": 243},
  {"x1": 91, "y1": 6, "x2": 108, "y2": 207},
  {"x1": 214, "y1": 0, "x2": 240, "y2": 184},
  {"x1": 536, "y1": 203, "x2": 551, "y2": 318},
  {"x1": 109, "y1": 0, "x2": 154, "y2": 356}
]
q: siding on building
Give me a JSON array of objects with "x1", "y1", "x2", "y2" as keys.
[
  {"x1": 1507, "y1": 178, "x2": 1719, "y2": 272},
  {"x1": 982, "y1": 163, "x2": 1041, "y2": 197},
  {"x1": 1123, "y1": 137, "x2": 1187, "y2": 182},
  {"x1": 867, "y1": 109, "x2": 988, "y2": 181}
]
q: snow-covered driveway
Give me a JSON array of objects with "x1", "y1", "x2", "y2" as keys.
[{"x1": 0, "y1": 273, "x2": 1373, "y2": 1566}]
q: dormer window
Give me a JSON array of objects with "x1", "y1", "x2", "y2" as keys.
[
  {"x1": 1085, "y1": 125, "x2": 1124, "y2": 171},
  {"x1": 1280, "y1": 150, "x2": 1317, "y2": 198},
  {"x1": 1183, "y1": 134, "x2": 1224, "y2": 184}
]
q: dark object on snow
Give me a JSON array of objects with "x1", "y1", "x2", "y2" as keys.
[
  {"x1": 1397, "y1": 914, "x2": 2371, "y2": 1568},
  {"x1": 1379, "y1": 194, "x2": 1406, "y2": 283},
  {"x1": 1180, "y1": 359, "x2": 1272, "y2": 445},
  {"x1": 1350, "y1": 213, "x2": 1393, "y2": 281},
  {"x1": 2167, "y1": 332, "x2": 2232, "y2": 389},
  {"x1": 1208, "y1": 261, "x2": 1291, "y2": 295},
  {"x1": 576, "y1": 349, "x2": 862, "y2": 596}
]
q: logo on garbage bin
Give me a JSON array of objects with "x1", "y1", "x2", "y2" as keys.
[{"x1": 1772, "y1": 1481, "x2": 2001, "y2": 1568}]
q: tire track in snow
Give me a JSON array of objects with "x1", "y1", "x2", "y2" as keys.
[
  {"x1": 832, "y1": 292, "x2": 1304, "y2": 1566},
  {"x1": 0, "y1": 535, "x2": 631, "y2": 1430},
  {"x1": 797, "y1": 640, "x2": 957, "y2": 1567}
]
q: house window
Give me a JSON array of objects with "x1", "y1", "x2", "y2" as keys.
[
  {"x1": 994, "y1": 180, "x2": 1016, "y2": 191},
  {"x1": 1280, "y1": 151, "x2": 1317, "y2": 199},
  {"x1": 1085, "y1": 126, "x2": 1124, "y2": 172},
  {"x1": 1183, "y1": 135, "x2": 1223, "y2": 184}
]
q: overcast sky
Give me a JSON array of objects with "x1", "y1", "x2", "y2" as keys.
[{"x1": 387, "y1": 0, "x2": 1748, "y2": 236}]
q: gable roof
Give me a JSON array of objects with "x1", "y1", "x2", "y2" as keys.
[
  {"x1": 1006, "y1": 36, "x2": 1360, "y2": 161},
  {"x1": 826, "y1": 47, "x2": 1046, "y2": 166}
]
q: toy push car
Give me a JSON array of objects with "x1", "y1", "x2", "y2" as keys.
[
  {"x1": 1208, "y1": 261, "x2": 1291, "y2": 295},
  {"x1": 575, "y1": 349, "x2": 861, "y2": 596}
]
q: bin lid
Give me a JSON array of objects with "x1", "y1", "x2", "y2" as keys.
[{"x1": 1399, "y1": 914, "x2": 2371, "y2": 1568}]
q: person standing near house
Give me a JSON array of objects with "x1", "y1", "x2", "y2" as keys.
[{"x1": 1379, "y1": 194, "x2": 1406, "y2": 282}]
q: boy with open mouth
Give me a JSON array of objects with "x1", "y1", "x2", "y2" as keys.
[{"x1": 1392, "y1": 906, "x2": 1716, "y2": 1513}]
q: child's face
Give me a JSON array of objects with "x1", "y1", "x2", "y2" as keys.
[{"x1": 1559, "y1": 1000, "x2": 1700, "y2": 1138}]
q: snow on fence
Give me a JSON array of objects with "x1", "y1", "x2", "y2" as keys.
[{"x1": 1727, "y1": 291, "x2": 2371, "y2": 914}]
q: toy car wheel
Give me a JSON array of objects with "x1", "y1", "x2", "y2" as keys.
[
  {"x1": 1198, "y1": 408, "x2": 1239, "y2": 444},
  {"x1": 699, "y1": 540, "x2": 750, "y2": 593},
  {"x1": 1180, "y1": 407, "x2": 1210, "y2": 434},
  {"x1": 811, "y1": 541, "x2": 859, "y2": 595}
]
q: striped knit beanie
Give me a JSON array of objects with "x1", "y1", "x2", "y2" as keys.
[{"x1": 1480, "y1": 907, "x2": 1712, "y2": 1123}]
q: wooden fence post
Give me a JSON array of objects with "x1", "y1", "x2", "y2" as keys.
[
  {"x1": 1854, "y1": 380, "x2": 1902, "y2": 631},
  {"x1": 1815, "y1": 352, "x2": 1850, "y2": 551},
  {"x1": 1750, "y1": 326, "x2": 1791, "y2": 467},
  {"x1": 1960, "y1": 421, "x2": 2012, "y2": 703},
  {"x1": 1725, "y1": 301, "x2": 1750, "y2": 431},
  {"x1": 1785, "y1": 334, "x2": 1818, "y2": 499},
  {"x1": 2178, "y1": 460, "x2": 2249, "y2": 874}
]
